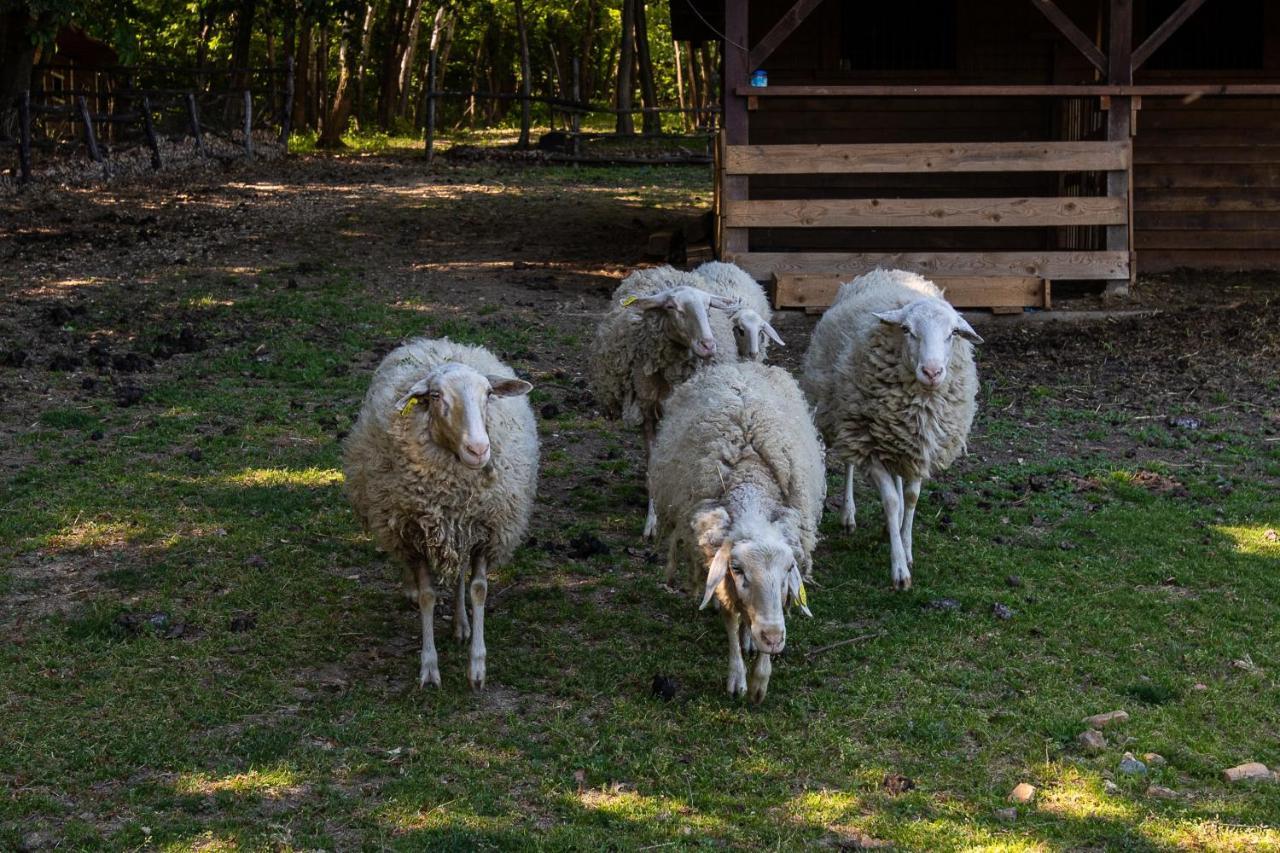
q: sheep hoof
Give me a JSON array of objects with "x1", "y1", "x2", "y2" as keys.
[
  {"x1": 468, "y1": 657, "x2": 486, "y2": 691},
  {"x1": 418, "y1": 658, "x2": 441, "y2": 688},
  {"x1": 893, "y1": 574, "x2": 912, "y2": 591},
  {"x1": 748, "y1": 680, "x2": 768, "y2": 705},
  {"x1": 454, "y1": 622, "x2": 471, "y2": 644},
  {"x1": 727, "y1": 671, "x2": 747, "y2": 698}
]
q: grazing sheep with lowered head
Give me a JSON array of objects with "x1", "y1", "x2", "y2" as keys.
[
  {"x1": 589, "y1": 266, "x2": 742, "y2": 537},
  {"x1": 802, "y1": 268, "x2": 981, "y2": 591},
  {"x1": 343, "y1": 338, "x2": 537, "y2": 689},
  {"x1": 650, "y1": 361, "x2": 826, "y2": 703},
  {"x1": 692, "y1": 260, "x2": 784, "y2": 360}
]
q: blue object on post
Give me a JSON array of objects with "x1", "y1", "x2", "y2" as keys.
[{"x1": 750, "y1": 69, "x2": 768, "y2": 88}]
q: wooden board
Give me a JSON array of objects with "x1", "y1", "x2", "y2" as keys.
[
  {"x1": 724, "y1": 141, "x2": 1130, "y2": 175},
  {"x1": 733, "y1": 251, "x2": 1128, "y2": 281},
  {"x1": 773, "y1": 273, "x2": 1049, "y2": 311},
  {"x1": 723, "y1": 196, "x2": 1125, "y2": 228}
]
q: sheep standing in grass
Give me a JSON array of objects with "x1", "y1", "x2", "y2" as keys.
[
  {"x1": 343, "y1": 338, "x2": 537, "y2": 689},
  {"x1": 650, "y1": 361, "x2": 825, "y2": 703},
  {"x1": 692, "y1": 261, "x2": 785, "y2": 360},
  {"x1": 802, "y1": 268, "x2": 982, "y2": 591},
  {"x1": 589, "y1": 266, "x2": 742, "y2": 537}
]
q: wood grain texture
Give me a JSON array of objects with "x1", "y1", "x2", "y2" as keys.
[
  {"x1": 724, "y1": 142, "x2": 1130, "y2": 174},
  {"x1": 724, "y1": 196, "x2": 1126, "y2": 228},
  {"x1": 772, "y1": 273, "x2": 1048, "y2": 310},
  {"x1": 732, "y1": 251, "x2": 1129, "y2": 280}
]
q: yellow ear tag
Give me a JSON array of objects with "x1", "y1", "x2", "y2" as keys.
[
  {"x1": 399, "y1": 397, "x2": 419, "y2": 417},
  {"x1": 797, "y1": 581, "x2": 808, "y2": 609},
  {"x1": 620, "y1": 295, "x2": 638, "y2": 307}
]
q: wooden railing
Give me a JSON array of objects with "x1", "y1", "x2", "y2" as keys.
[{"x1": 717, "y1": 138, "x2": 1132, "y2": 284}]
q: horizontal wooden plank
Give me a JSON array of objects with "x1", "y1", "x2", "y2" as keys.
[
  {"x1": 1135, "y1": 165, "x2": 1280, "y2": 190},
  {"x1": 1135, "y1": 229, "x2": 1280, "y2": 250},
  {"x1": 1134, "y1": 188, "x2": 1280, "y2": 212},
  {"x1": 731, "y1": 251, "x2": 1128, "y2": 281},
  {"x1": 773, "y1": 273, "x2": 1047, "y2": 309},
  {"x1": 1135, "y1": 146, "x2": 1280, "y2": 165},
  {"x1": 725, "y1": 196, "x2": 1125, "y2": 228},
  {"x1": 734, "y1": 84, "x2": 1280, "y2": 97},
  {"x1": 1135, "y1": 210, "x2": 1280, "y2": 230},
  {"x1": 725, "y1": 142, "x2": 1130, "y2": 175},
  {"x1": 1140, "y1": 250, "x2": 1280, "y2": 272}
]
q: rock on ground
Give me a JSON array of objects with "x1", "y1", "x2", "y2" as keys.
[
  {"x1": 1083, "y1": 710, "x2": 1129, "y2": 728},
  {"x1": 1008, "y1": 782, "x2": 1036, "y2": 803},
  {"x1": 1222, "y1": 762, "x2": 1274, "y2": 783}
]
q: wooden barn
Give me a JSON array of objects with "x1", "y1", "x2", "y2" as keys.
[{"x1": 674, "y1": 0, "x2": 1280, "y2": 310}]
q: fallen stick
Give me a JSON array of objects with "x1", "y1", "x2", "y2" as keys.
[{"x1": 804, "y1": 631, "x2": 883, "y2": 660}]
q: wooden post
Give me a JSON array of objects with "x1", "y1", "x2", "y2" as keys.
[
  {"x1": 77, "y1": 95, "x2": 103, "y2": 163},
  {"x1": 1106, "y1": 0, "x2": 1133, "y2": 296},
  {"x1": 571, "y1": 57, "x2": 582, "y2": 156},
  {"x1": 186, "y1": 93, "x2": 207, "y2": 155},
  {"x1": 514, "y1": 0, "x2": 532, "y2": 148},
  {"x1": 18, "y1": 89, "x2": 31, "y2": 185},
  {"x1": 721, "y1": 0, "x2": 750, "y2": 262},
  {"x1": 424, "y1": 47, "x2": 437, "y2": 163},
  {"x1": 242, "y1": 89, "x2": 254, "y2": 158},
  {"x1": 280, "y1": 54, "x2": 295, "y2": 146},
  {"x1": 141, "y1": 95, "x2": 161, "y2": 170}
]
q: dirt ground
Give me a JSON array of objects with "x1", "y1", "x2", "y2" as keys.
[{"x1": 3, "y1": 150, "x2": 1279, "y2": 609}]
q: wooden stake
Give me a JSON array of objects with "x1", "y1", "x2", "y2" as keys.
[
  {"x1": 243, "y1": 89, "x2": 253, "y2": 158},
  {"x1": 280, "y1": 54, "x2": 295, "y2": 146},
  {"x1": 424, "y1": 46, "x2": 437, "y2": 163},
  {"x1": 18, "y1": 89, "x2": 31, "y2": 184},
  {"x1": 141, "y1": 95, "x2": 161, "y2": 170},
  {"x1": 186, "y1": 93, "x2": 206, "y2": 155},
  {"x1": 77, "y1": 95, "x2": 103, "y2": 163}
]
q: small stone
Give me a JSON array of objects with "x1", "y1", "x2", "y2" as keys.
[
  {"x1": 1083, "y1": 710, "x2": 1129, "y2": 728},
  {"x1": 1119, "y1": 752, "x2": 1147, "y2": 775},
  {"x1": 1222, "y1": 762, "x2": 1274, "y2": 783},
  {"x1": 881, "y1": 773, "x2": 915, "y2": 795},
  {"x1": 1005, "y1": 574, "x2": 1023, "y2": 588},
  {"x1": 993, "y1": 807, "x2": 1017, "y2": 822},
  {"x1": 991, "y1": 602, "x2": 1015, "y2": 620},
  {"x1": 1166, "y1": 415, "x2": 1202, "y2": 431},
  {"x1": 1143, "y1": 753, "x2": 1166, "y2": 766},
  {"x1": 1146, "y1": 784, "x2": 1179, "y2": 800},
  {"x1": 1008, "y1": 782, "x2": 1036, "y2": 803},
  {"x1": 186, "y1": 448, "x2": 204, "y2": 462},
  {"x1": 1077, "y1": 729, "x2": 1107, "y2": 753},
  {"x1": 1103, "y1": 780, "x2": 1120, "y2": 795},
  {"x1": 1192, "y1": 683, "x2": 1207, "y2": 691},
  {"x1": 1264, "y1": 529, "x2": 1278, "y2": 542},
  {"x1": 926, "y1": 597, "x2": 960, "y2": 612}
]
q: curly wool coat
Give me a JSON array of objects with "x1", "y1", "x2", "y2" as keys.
[
  {"x1": 802, "y1": 269, "x2": 978, "y2": 480},
  {"x1": 649, "y1": 361, "x2": 827, "y2": 590},
  {"x1": 589, "y1": 266, "x2": 739, "y2": 427},
  {"x1": 342, "y1": 338, "x2": 538, "y2": 589}
]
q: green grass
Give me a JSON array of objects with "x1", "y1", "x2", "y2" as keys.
[{"x1": 3, "y1": 177, "x2": 1280, "y2": 851}]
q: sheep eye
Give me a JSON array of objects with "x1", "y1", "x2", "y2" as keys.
[
  {"x1": 734, "y1": 327, "x2": 744, "y2": 336},
  {"x1": 427, "y1": 390, "x2": 442, "y2": 400}
]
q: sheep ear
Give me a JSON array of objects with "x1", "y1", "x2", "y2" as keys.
[
  {"x1": 699, "y1": 541, "x2": 733, "y2": 610},
  {"x1": 873, "y1": 308, "x2": 910, "y2": 328},
  {"x1": 394, "y1": 377, "x2": 433, "y2": 413},
  {"x1": 786, "y1": 563, "x2": 813, "y2": 618},
  {"x1": 762, "y1": 321, "x2": 785, "y2": 347},
  {"x1": 708, "y1": 295, "x2": 740, "y2": 311},
  {"x1": 954, "y1": 316, "x2": 983, "y2": 344},
  {"x1": 487, "y1": 376, "x2": 533, "y2": 397},
  {"x1": 629, "y1": 290, "x2": 676, "y2": 311},
  {"x1": 691, "y1": 505, "x2": 730, "y2": 551}
]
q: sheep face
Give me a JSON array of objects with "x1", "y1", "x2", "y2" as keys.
[
  {"x1": 873, "y1": 298, "x2": 982, "y2": 390},
  {"x1": 731, "y1": 308, "x2": 784, "y2": 359},
  {"x1": 695, "y1": 508, "x2": 804, "y2": 655},
  {"x1": 631, "y1": 286, "x2": 737, "y2": 360},
  {"x1": 395, "y1": 363, "x2": 532, "y2": 469}
]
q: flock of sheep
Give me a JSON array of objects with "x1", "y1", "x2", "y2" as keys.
[{"x1": 342, "y1": 264, "x2": 982, "y2": 702}]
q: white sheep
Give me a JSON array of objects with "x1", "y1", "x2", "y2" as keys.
[
  {"x1": 343, "y1": 338, "x2": 538, "y2": 689},
  {"x1": 692, "y1": 260, "x2": 785, "y2": 359},
  {"x1": 802, "y1": 268, "x2": 982, "y2": 591},
  {"x1": 589, "y1": 265, "x2": 742, "y2": 537},
  {"x1": 650, "y1": 361, "x2": 826, "y2": 703}
]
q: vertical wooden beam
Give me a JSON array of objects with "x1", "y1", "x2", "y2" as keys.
[
  {"x1": 18, "y1": 90, "x2": 31, "y2": 185},
  {"x1": 1106, "y1": 0, "x2": 1133, "y2": 296},
  {"x1": 141, "y1": 95, "x2": 161, "y2": 170},
  {"x1": 721, "y1": 0, "x2": 750, "y2": 261}
]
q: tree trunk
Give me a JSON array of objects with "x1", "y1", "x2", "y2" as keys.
[
  {"x1": 315, "y1": 25, "x2": 329, "y2": 134},
  {"x1": 293, "y1": 17, "x2": 312, "y2": 130},
  {"x1": 464, "y1": 36, "x2": 483, "y2": 128},
  {"x1": 614, "y1": 0, "x2": 635, "y2": 135},
  {"x1": 514, "y1": 0, "x2": 532, "y2": 147},
  {"x1": 1, "y1": 8, "x2": 42, "y2": 139},
  {"x1": 227, "y1": 0, "x2": 257, "y2": 122},
  {"x1": 673, "y1": 41, "x2": 686, "y2": 132},
  {"x1": 700, "y1": 43, "x2": 716, "y2": 129},
  {"x1": 633, "y1": 0, "x2": 660, "y2": 134},
  {"x1": 397, "y1": 0, "x2": 426, "y2": 119},
  {"x1": 578, "y1": 0, "x2": 598, "y2": 104},
  {"x1": 319, "y1": 2, "x2": 373, "y2": 147}
]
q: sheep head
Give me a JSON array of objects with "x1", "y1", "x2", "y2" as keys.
[
  {"x1": 629, "y1": 286, "x2": 737, "y2": 360},
  {"x1": 693, "y1": 504, "x2": 808, "y2": 655},
  {"x1": 731, "y1": 308, "x2": 784, "y2": 360},
  {"x1": 396, "y1": 362, "x2": 532, "y2": 469},
  {"x1": 873, "y1": 296, "x2": 982, "y2": 391}
]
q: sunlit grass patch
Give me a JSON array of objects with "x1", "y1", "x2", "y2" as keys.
[
  {"x1": 1215, "y1": 524, "x2": 1280, "y2": 556},
  {"x1": 46, "y1": 518, "x2": 142, "y2": 552},
  {"x1": 223, "y1": 467, "x2": 344, "y2": 489},
  {"x1": 175, "y1": 766, "x2": 304, "y2": 798}
]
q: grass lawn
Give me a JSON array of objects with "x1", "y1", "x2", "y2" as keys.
[{"x1": 2, "y1": 155, "x2": 1279, "y2": 851}]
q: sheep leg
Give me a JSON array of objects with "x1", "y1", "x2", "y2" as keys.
[
  {"x1": 841, "y1": 463, "x2": 857, "y2": 532},
  {"x1": 400, "y1": 564, "x2": 418, "y2": 606},
  {"x1": 868, "y1": 460, "x2": 911, "y2": 591},
  {"x1": 723, "y1": 609, "x2": 747, "y2": 698},
  {"x1": 664, "y1": 535, "x2": 681, "y2": 588},
  {"x1": 468, "y1": 554, "x2": 488, "y2": 691},
  {"x1": 894, "y1": 475, "x2": 905, "y2": 528},
  {"x1": 415, "y1": 562, "x2": 440, "y2": 688},
  {"x1": 901, "y1": 477, "x2": 923, "y2": 571},
  {"x1": 748, "y1": 652, "x2": 772, "y2": 705},
  {"x1": 642, "y1": 413, "x2": 658, "y2": 539},
  {"x1": 453, "y1": 568, "x2": 470, "y2": 644},
  {"x1": 739, "y1": 619, "x2": 754, "y2": 656}
]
